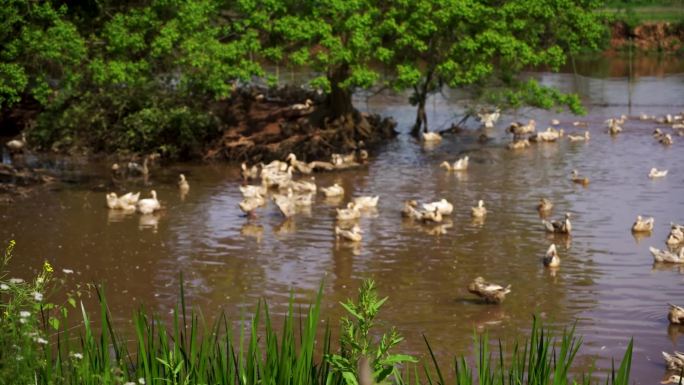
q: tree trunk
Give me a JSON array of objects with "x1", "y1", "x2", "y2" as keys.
[
  {"x1": 327, "y1": 64, "x2": 354, "y2": 119},
  {"x1": 410, "y1": 96, "x2": 427, "y2": 137}
]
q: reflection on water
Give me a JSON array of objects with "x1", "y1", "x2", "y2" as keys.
[{"x1": 1, "y1": 57, "x2": 684, "y2": 384}]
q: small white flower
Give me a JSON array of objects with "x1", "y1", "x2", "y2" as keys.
[
  {"x1": 123, "y1": 382, "x2": 136, "y2": 385},
  {"x1": 16, "y1": 356, "x2": 23, "y2": 361},
  {"x1": 19, "y1": 311, "x2": 31, "y2": 318},
  {"x1": 19, "y1": 318, "x2": 27, "y2": 324},
  {"x1": 34, "y1": 337, "x2": 48, "y2": 345},
  {"x1": 32, "y1": 292, "x2": 43, "y2": 301},
  {"x1": 9, "y1": 278, "x2": 24, "y2": 284},
  {"x1": 62, "y1": 269, "x2": 74, "y2": 274},
  {"x1": 0, "y1": 283, "x2": 8, "y2": 290},
  {"x1": 36, "y1": 277, "x2": 44, "y2": 284},
  {"x1": 138, "y1": 378, "x2": 145, "y2": 384},
  {"x1": 70, "y1": 352, "x2": 83, "y2": 360}
]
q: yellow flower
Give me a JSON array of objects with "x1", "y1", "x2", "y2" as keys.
[{"x1": 43, "y1": 261, "x2": 53, "y2": 273}]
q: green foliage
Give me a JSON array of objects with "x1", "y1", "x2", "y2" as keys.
[
  {"x1": 326, "y1": 279, "x2": 416, "y2": 385},
  {"x1": 421, "y1": 317, "x2": 634, "y2": 385}
]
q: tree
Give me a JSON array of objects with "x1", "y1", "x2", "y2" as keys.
[{"x1": 384, "y1": 0, "x2": 606, "y2": 136}]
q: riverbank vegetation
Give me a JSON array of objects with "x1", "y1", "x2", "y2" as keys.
[
  {"x1": 0, "y1": 242, "x2": 635, "y2": 384},
  {"x1": 1, "y1": 0, "x2": 609, "y2": 160}
]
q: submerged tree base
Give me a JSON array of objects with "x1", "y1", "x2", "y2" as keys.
[{"x1": 204, "y1": 86, "x2": 398, "y2": 163}]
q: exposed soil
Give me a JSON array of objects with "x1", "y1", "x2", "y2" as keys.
[
  {"x1": 0, "y1": 163, "x2": 55, "y2": 203},
  {"x1": 204, "y1": 86, "x2": 398, "y2": 163},
  {"x1": 610, "y1": 21, "x2": 684, "y2": 52}
]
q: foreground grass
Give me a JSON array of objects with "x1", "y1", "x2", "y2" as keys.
[{"x1": 1, "y1": 244, "x2": 634, "y2": 385}]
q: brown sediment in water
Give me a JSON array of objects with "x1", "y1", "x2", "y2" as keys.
[
  {"x1": 609, "y1": 21, "x2": 684, "y2": 52},
  {"x1": 203, "y1": 86, "x2": 398, "y2": 163},
  {"x1": 0, "y1": 163, "x2": 55, "y2": 203}
]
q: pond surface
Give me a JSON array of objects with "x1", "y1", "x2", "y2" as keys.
[{"x1": 1, "y1": 55, "x2": 684, "y2": 384}]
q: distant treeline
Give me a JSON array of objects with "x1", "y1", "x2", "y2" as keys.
[{"x1": 1, "y1": 1, "x2": 606, "y2": 158}]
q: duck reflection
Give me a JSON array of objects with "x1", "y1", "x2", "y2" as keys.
[
  {"x1": 138, "y1": 213, "x2": 160, "y2": 233},
  {"x1": 274, "y1": 218, "x2": 296, "y2": 236},
  {"x1": 240, "y1": 222, "x2": 264, "y2": 242}
]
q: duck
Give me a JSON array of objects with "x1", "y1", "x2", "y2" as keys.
[
  {"x1": 631, "y1": 215, "x2": 654, "y2": 232},
  {"x1": 241, "y1": 162, "x2": 260, "y2": 180},
  {"x1": 608, "y1": 121, "x2": 622, "y2": 135},
  {"x1": 422, "y1": 199, "x2": 453, "y2": 215},
  {"x1": 662, "y1": 351, "x2": 684, "y2": 371},
  {"x1": 239, "y1": 193, "x2": 266, "y2": 215},
  {"x1": 440, "y1": 155, "x2": 469, "y2": 171},
  {"x1": 669, "y1": 304, "x2": 684, "y2": 324},
  {"x1": 335, "y1": 224, "x2": 363, "y2": 242},
  {"x1": 543, "y1": 212, "x2": 572, "y2": 234},
  {"x1": 401, "y1": 200, "x2": 423, "y2": 220},
  {"x1": 292, "y1": 191, "x2": 314, "y2": 206},
  {"x1": 261, "y1": 159, "x2": 289, "y2": 173},
  {"x1": 240, "y1": 183, "x2": 267, "y2": 199},
  {"x1": 262, "y1": 165, "x2": 293, "y2": 188},
  {"x1": 650, "y1": 246, "x2": 684, "y2": 264},
  {"x1": 543, "y1": 244, "x2": 560, "y2": 267},
  {"x1": 537, "y1": 198, "x2": 553, "y2": 213},
  {"x1": 105, "y1": 193, "x2": 121, "y2": 209},
  {"x1": 286, "y1": 153, "x2": 314, "y2": 174},
  {"x1": 290, "y1": 99, "x2": 313, "y2": 111},
  {"x1": 420, "y1": 207, "x2": 443, "y2": 223},
  {"x1": 660, "y1": 134, "x2": 674, "y2": 145},
  {"x1": 286, "y1": 178, "x2": 317, "y2": 194},
  {"x1": 137, "y1": 190, "x2": 161, "y2": 214},
  {"x1": 471, "y1": 200, "x2": 487, "y2": 218},
  {"x1": 336, "y1": 202, "x2": 361, "y2": 221},
  {"x1": 568, "y1": 131, "x2": 590, "y2": 142},
  {"x1": 119, "y1": 192, "x2": 140, "y2": 206},
  {"x1": 661, "y1": 374, "x2": 683, "y2": 384},
  {"x1": 571, "y1": 170, "x2": 590, "y2": 186},
  {"x1": 530, "y1": 127, "x2": 563, "y2": 142},
  {"x1": 653, "y1": 128, "x2": 664, "y2": 139},
  {"x1": 477, "y1": 109, "x2": 501, "y2": 128},
  {"x1": 128, "y1": 155, "x2": 150, "y2": 177},
  {"x1": 507, "y1": 139, "x2": 530, "y2": 150},
  {"x1": 666, "y1": 224, "x2": 684, "y2": 246},
  {"x1": 551, "y1": 119, "x2": 560, "y2": 126},
  {"x1": 649, "y1": 168, "x2": 668, "y2": 178},
  {"x1": 572, "y1": 121, "x2": 589, "y2": 127},
  {"x1": 507, "y1": 120, "x2": 536, "y2": 138},
  {"x1": 272, "y1": 191, "x2": 296, "y2": 217},
  {"x1": 321, "y1": 183, "x2": 344, "y2": 197},
  {"x1": 331, "y1": 151, "x2": 357, "y2": 165},
  {"x1": 5, "y1": 133, "x2": 26, "y2": 153},
  {"x1": 422, "y1": 131, "x2": 442, "y2": 142},
  {"x1": 352, "y1": 196, "x2": 379, "y2": 209},
  {"x1": 467, "y1": 277, "x2": 511, "y2": 304},
  {"x1": 178, "y1": 174, "x2": 190, "y2": 193}
]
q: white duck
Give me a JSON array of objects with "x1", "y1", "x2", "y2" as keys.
[
  {"x1": 178, "y1": 174, "x2": 189, "y2": 193},
  {"x1": 321, "y1": 183, "x2": 344, "y2": 197},
  {"x1": 440, "y1": 155, "x2": 469, "y2": 171},
  {"x1": 568, "y1": 131, "x2": 590, "y2": 141},
  {"x1": 631, "y1": 215, "x2": 654, "y2": 232},
  {"x1": 507, "y1": 120, "x2": 536, "y2": 138},
  {"x1": 422, "y1": 131, "x2": 442, "y2": 142},
  {"x1": 543, "y1": 244, "x2": 560, "y2": 267},
  {"x1": 286, "y1": 178, "x2": 317, "y2": 194},
  {"x1": 667, "y1": 224, "x2": 684, "y2": 246},
  {"x1": 262, "y1": 165, "x2": 293, "y2": 188},
  {"x1": 286, "y1": 153, "x2": 314, "y2": 174},
  {"x1": 337, "y1": 202, "x2": 361, "y2": 221},
  {"x1": 239, "y1": 193, "x2": 266, "y2": 215},
  {"x1": 663, "y1": 351, "x2": 684, "y2": 371},
  {"x1": 290, "y1": 99, "x2": 313, "y2": 111},
  {"x1": 352, "y1": 196, "x2": 379, "y2": 210},
  {"x1": 471, "y1": 200, "x2": 487, "y2": 218},
  {"x1": 401, "y1": 200, "x2": 423, "y2": 220},
  {"x1": 137, "y1": 190, "x2": 161, "y2": 214},
  {"x1": 660, "y1": 134, "x2": 673, "y2": 145},
  {"x1": 335, "y1": 225, "x2": 363, "y2": 242},
  {"x1": 272, "y1": 191, "x2": 296, "y2": 217},
  {"x1": 650, "y1": 246, "x2": 684, "y2": 264},
  {"x1": 241, "y1": 162, "x2": 260, "y2": 180},
  {"x1": 649, "y1": 168, "x2": 668, "y2": 178},
  {"x1": 422, "y1": 199, "x2": 453, "y2": 215},
  {"x1": 240, "y1": 183, "x2": 267, "y2": 199},
  {"x1": 477, "y1": 109, "x2": 501, "y2": 128},
  {"x1": 5, "y1": 133, "x2": 26, "y2": 153}
]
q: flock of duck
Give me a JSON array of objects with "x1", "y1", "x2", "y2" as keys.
[{"x1": 98, "y1": 109, "x2": 684, "y2": 382}]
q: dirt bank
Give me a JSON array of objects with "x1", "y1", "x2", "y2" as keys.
[
  {"x1": 0, "y1": 163, "x2": 55, "y2": 203},
  {"x1": 204, "y1": 86, "x2": 398, "y2": 163},
  {"x1": 610, "y1": 21, "x2": 684, "y2": 52}
]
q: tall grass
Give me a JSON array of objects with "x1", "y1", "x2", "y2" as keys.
[{"x1": 1, "y1": 243, "x2": 635, "y2": 385}]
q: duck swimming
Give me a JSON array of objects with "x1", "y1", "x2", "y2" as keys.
[
  {"x1": 543, "y1": 244, "x2": 560, "y2": 267},
  {"x1": 335, "y1": 224, "x2": 363, "y2": 242},
  {"x1": 571, "y1": 170, "x2": 590, "y2": 186},
  {"x1": 568, "y1": 131, "x2": 590, "y2": 142},
  {"x1": 631, "y1": 215, "x2": 654, "y2": 232},
  {"x1": 668, "y1": 304, "x2": 684, "y2": 324},
  {"x1": 337, "y1": 202, "x2": 361, "y2": 221},
  {"x1": 662, "y1": 351, "x2": 684, "y2": 371},
  {"x1": 507, "y1": 120, "x2": 536, "y2": 138},
  {"x1": 468, "y1": 277, "x2": 511, "y2": 304},
  {"x1": 422, "y1": 199, "x2": 453, "y2": 215},
  {"x1": 440, "y1": 155, "x2": 469, "y2": 171},
  {"x1": 178, "y1": 174, "x2": 189, "y2": 193},
  {"x1": 353, "y1": 196, "x2": 379, "y2": 209},
  {"x1": 667, "y1": 223, "x2": 684, "y2": 246},
  {"x1": 321, "y1": 183, "x2": 344, "y2": 197},
  {"x1": 241, "y1": 162, "x2": 260, "y2": 180},
  {"x1": 543, "y1": 212, "x2": 572, "y2": 234},
  {"x1": 649, "y1": 168, "x2": 668, "y2": 178},
  {"x1": 137, "y1": 190, "x2": 161, "y2": 214},
  {"x1": 471, "y1": 200, "x2": 487, "y2": 218},
  {"x1": 537, "y1": 198, "x2": 553, "y2": 213},
  {"x1": 422, "y1": 131, "x2": 442, "y2": 142},
  {"x1": 650, "y1": 246, "x2": 684, "y2": 264}
]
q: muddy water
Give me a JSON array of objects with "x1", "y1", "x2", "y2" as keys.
[{"x1": 2, "y1": 55, "x2": 684, "y2": 384}]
